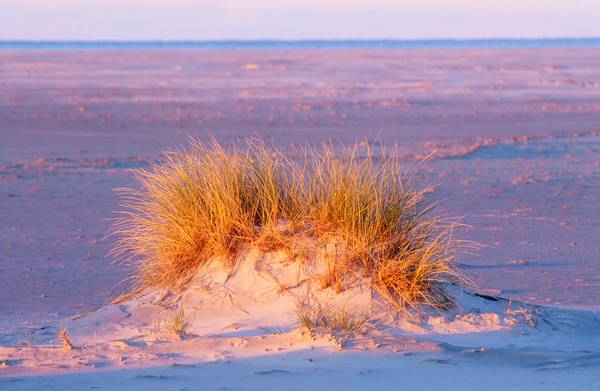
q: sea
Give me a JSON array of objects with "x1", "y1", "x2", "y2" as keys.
[{"x1": 1, "y1": 38, "x2": 600, "y2": 50}]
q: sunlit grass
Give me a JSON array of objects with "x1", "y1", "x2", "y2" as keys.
[
  {"x1": 296, "y1": 299, "x2": 366, "y2": 338},
  {"x1": 112, "y1": 137, "x2": 463, "y2": 312},
  {"x1": 58, "y1": 328, "x2": 74, "y2": 352},
  {"x1": 168, "y1": 305, "x2": 194, "y2": 339}
]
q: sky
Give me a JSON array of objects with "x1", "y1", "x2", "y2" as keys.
[{"x1": 1, "y1": 0, "x2": 600, "y2": 41}]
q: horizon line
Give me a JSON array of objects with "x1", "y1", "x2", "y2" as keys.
[
  {"x1": 3, "y1": 37, "x2": 600, "y2": 51},
  {"x1": 2, "y1": 37, "x2": 600, "y2": 43}
]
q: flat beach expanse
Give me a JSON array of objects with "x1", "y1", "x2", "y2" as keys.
[{"x1": 1, "y1": 47, "x2": 600, "y2": 388}]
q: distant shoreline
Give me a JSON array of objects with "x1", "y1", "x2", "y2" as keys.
[{"x1": 2, "y1": 38, "x2": 600, "y2": 50}]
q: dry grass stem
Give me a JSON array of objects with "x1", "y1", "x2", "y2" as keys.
[{"x1": 58, "y1": 328, "x2": 74, "y2": 352}]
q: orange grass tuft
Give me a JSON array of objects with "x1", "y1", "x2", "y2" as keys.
[{"x1": 112, "y1": 138, "x2": 464, "y2": 312}]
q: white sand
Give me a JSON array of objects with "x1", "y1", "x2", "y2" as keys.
[{"x1": 2, "y1": 247, "x2": 600, "y2": 389}]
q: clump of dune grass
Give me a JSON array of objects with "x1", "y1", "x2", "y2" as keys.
[
  {"x1": 112, "y1": 137, "x2": 463, "y2": 312},
  {"x1": 296, "y1": 299, "x2": 366, "y2": 340}
]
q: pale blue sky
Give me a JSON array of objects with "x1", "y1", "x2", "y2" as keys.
[{"x1": 1, "y1": 0, "x2": 599, "y2": 40}]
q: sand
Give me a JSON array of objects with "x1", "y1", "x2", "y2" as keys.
[
  {"x1": 1, "y1": 47, "x2": 600, "y2": 388},
  {"x1": 2, "y1": 249, "x2": 600, "y2": 389}
]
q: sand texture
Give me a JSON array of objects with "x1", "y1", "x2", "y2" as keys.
[{"x1": 1, "y1": 48, "x2": 600, "y2": 389}]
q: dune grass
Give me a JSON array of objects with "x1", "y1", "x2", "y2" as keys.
[
  {"x1": 58, "y1": 328, "x2": 74, "y2": 352},
  {"x1": 167, "y1": 306, "x2": 194, "y2": 339},
  {"x1": 112, "y1": 138, "x2": 462, "y2": 311},
  {"x1": 296, "y1": 299, "x2": 366, "y2": 339}
]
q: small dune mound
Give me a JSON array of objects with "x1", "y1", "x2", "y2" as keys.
[
  {"x1": 111, "y1": 138, "x2": 463, "y2": 315},
  {"x1": 77, "y1": 243, "x2": 376, "y2": 344},
  {"x1": 0, "y1": 138, "x2": 471, "y2": 376}
]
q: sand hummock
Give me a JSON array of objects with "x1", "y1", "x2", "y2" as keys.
[{"x1": 2, "y1": 241, "x2": 600, "y2": 384}]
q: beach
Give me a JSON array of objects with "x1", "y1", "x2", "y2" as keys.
[{"x1": 1, "y1": 46, "x2": 600, "y2": 388}]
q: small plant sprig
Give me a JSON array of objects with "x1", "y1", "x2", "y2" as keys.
[
  {"x1": 58, "y1": 328, "x2": 74, "y2": 352},
  {"x1": 167, "y1": 305, "x2": 194, "y2": 339},
  {"x1": 296, "y1": 299, "x2": 366, "y2": 342}
]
